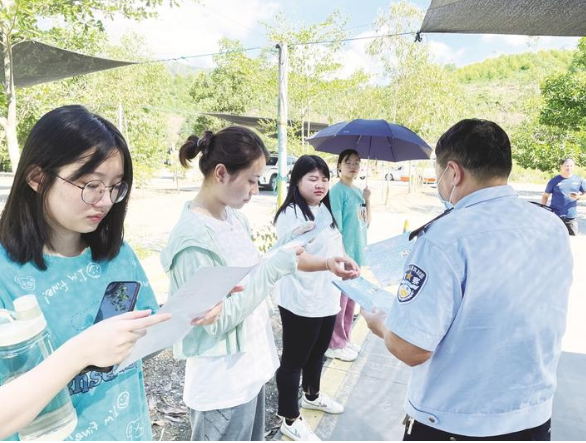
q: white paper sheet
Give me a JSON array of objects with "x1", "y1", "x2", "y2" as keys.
[
  {"x1": 333, "y1": 277, "x2": 394, "y2": 313},
  {"x1": 365, "y1": 232, "x2": 415, "y2": 287},
  {"x1": 118, "y1": 266, "x2": 253, "y2": 370},
  {"x1": 264, "y1": 214, "x2": 331, "y2": 259}
]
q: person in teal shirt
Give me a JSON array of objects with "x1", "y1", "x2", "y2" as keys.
[
  {"x1": 0, "y1": 106, "x2": 172, "y2": 440},
  {"x1": 325, "y1": 149, "x2": 371, "y2": 362}
]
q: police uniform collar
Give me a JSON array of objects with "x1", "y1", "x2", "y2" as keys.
[
  {"x1": 454, "y1": 185, "x2": 517, "y2": 210},
  {"x1": 409, "y1": 186, "x2": 516, "y2": 241}
]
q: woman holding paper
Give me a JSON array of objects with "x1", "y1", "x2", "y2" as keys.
[
  {"x1": 273, "y1": 155, "x2": 360, "y2": 441},
  {"x1": 325, "y1": 149, "x2": 371, "y2": 362},
  {"x1": 161, "y1": 126, "x2": 302, "y2": 441},
  {"x1": 0, "y1": 106, "x2": 171, "y2": 441}
]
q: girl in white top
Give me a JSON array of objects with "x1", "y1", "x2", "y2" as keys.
[{"x1": 273, "y1": 155, "x2": 360, "y2": 441}]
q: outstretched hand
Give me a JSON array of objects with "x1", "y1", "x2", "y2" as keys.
[{"x1": 327, "y1": 256, "x2": 360, "y2": 280}]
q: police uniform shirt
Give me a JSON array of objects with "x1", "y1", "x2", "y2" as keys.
[{"x1": 385, "y1": 185, "x2": 572, "y2": 437}]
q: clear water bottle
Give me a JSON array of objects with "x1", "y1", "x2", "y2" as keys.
[{"x1": 0, "y1": 295, "x2": 77, "y2": 440}]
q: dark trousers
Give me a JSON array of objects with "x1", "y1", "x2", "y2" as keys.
[
  {"x1": 403, "y1": 418, "x2": 551, "y2": 441},
  {"x1": 276, "y1": 306, "x2": 337, "y2": 419},
  {"x1": 561, "y1": 217, "x2": 578, "y2": 236}
]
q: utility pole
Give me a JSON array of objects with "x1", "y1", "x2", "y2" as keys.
[{"x1": 276, "y1": 42, "x2": 288, "y2": 207}]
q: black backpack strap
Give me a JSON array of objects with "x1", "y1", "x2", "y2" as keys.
[{"x1": 409, "y1": 208, "x2": 454, "y2": 241}]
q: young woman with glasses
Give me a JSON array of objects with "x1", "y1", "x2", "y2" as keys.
[{"x1": 0, "y1": 105, "x2": 173, "y2": 440}]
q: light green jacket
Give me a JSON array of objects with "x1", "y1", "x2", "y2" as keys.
[{"x1": 160, "y1": 202, "x2": 298, "y2": 359}]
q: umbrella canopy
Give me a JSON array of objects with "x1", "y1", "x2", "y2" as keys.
[{"x1": 307, "y1": 119, "x2": 432, "y2": 162}]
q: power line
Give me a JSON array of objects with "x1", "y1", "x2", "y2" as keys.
[
  {"x1": 139, "y1": 30, "x2": 417, "y2": 65},
  {"x1": 139, "y1": 46, "x2": 271, "y2": 64},
  {"x1": 288, "y1": 30, "x2": 416, "y2": 47}
]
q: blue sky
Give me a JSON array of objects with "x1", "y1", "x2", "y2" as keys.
[{"x1": 108, "y1": 0, "x2": 579, "y2": 70}]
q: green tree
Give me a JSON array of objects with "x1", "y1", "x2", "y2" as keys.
[
  {"x1": 0, "y1": 0, "x2": 188, "y2": 171},
  {"x1": 366, "y1": 0, "x2": 464, "y2": 141},
  {"x1": 187, "y1": 38, "x2": 275, "y2": 136},
  {"x1": 264, "y1": 11, "x2": 364, "y2": 153},
  {"x1": 12, "y1": 32, "x2": 188, "y2": 184},
  {"x1": 512, "y1": 118, "x2": 585, "y2": 172},
  {"x1": 512, "y1": 38, "x2": 586, "y2": 172}
]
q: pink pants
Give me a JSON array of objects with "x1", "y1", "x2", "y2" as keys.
[{"x1": 329, "y1": 294, "x2": 356, "y2": 349}]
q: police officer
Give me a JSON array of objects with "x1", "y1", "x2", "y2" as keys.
[
  {"x1": 363, "y1": 119, "x2": 573, "y2": 440},
  {"x1": 541, "y1": 158, "x2": 586, "y2": 235}
]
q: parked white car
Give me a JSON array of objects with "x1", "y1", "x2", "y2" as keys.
[{"x1": 258, "y1": 153, "x2": 298, "y2": 191}]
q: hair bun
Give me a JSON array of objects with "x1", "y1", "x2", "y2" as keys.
[
  {"x1": 198, "y1": 131, "x2": 214, "y2": 152},
  {"x1": 179, "y1": 134, "x2": 204, "y2": 167}
]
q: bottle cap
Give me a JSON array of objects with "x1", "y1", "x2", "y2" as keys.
[{"x1": 0, "y1": 296, "x2": 46, "y2": 347}]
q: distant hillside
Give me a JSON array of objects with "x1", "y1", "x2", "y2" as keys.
[
  {"x1": 454, "y1": 49, "x2": 575, "y2": 131},
  {"x1": 166, "y1": 61, "x2": 203, "y2": 77},
  {"x1": 456, "y1": 49, "x2": 574, "y2": 83}
]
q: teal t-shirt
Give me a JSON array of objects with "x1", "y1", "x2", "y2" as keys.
[
  {"x1": 329, "y1": 182, "x2": 368, "y2": 266},
  {"x1": 0, "y1": 242, "x2": 157, "y2": 441}
]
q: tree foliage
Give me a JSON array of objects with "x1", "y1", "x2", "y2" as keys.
[
  {"x1": 456, "y1": 50, "x2": 573, "y2": 84},
  {"x1": 366, "y1": 0, "x2": 465, "y2": 142},
  {"x1": 512, "y1": 38, "x2": 586, "y2": 172},
  {"x1": 0, "y1": 0, "x2": 194, "y2": 171}
]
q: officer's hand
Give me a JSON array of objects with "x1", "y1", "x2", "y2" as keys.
[{"x1": 361, "y1": 307, "x2": 388, "y2": 339}]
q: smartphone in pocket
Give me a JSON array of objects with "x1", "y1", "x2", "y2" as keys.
[{"x1": 83, "y1": 281, "x2": 141, "y2": 373}]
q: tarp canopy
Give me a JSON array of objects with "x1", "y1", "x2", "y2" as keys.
[
  {"x1": 205, "y1": 112, "x2": 329, "y2": 137},
  {"x1": 420, "y1": 0, "x2": 586, "y2": 36},
  {"x1": 1, "y1": 40, "x2": 136, "y2": 88}
]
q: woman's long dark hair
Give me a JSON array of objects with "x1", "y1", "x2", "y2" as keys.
[
  {"x1": 0, "y1": 105, "x2": 133, "y2": 270},
  {"x1": 274, "y1": 155, "x2": 337, "y2": 228}
]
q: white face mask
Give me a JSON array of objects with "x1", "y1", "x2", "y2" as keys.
[{"x1": 436, "y1": 166, "x2": 456, "y2": 210}]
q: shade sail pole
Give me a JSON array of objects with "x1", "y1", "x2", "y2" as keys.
[{"x1": 276, "y1": 42, "x2": 289, "y2": 207}]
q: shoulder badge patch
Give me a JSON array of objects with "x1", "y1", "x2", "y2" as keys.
[{"x1": 397, "y1": 264, "x2": 427, "y2": 303}]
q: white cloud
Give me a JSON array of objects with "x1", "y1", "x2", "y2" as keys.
[
  {"x1": 428, "y1": 41, "x2": 465, "y2": 65},
  {"x1": 481, "y1": 34, "x2": 529, "y2": 47},
  {"x1": 480, "y1": 34, "x2": 579, "y2": 53},
  {"x1": 105, "y1": 0, "x2": 280, "y2": 68},
  {"x1": 335, "y1": 31, "x2": 384, "y2": 81}
]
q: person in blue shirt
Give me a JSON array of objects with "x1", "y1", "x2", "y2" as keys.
[
  {"x1": 0, "y1": 106, "x2": 177, "y2": 440},
  {"x1": 541, "y1": 158, "x2": 586, "y2": 235},
  {"x1": 363, "y1": 119, "x2": 572, "y2": 440}
]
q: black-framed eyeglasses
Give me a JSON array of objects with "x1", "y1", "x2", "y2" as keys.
[{"x1": 52, "y1": 174, "x2": 129, "y2": 205}]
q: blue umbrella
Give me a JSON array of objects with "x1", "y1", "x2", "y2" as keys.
[{"x1": 307, "y1": 119, "x2": 432, "y2": 162}]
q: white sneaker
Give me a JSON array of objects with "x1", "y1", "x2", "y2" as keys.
[
  {"x1": 346, "y1": 342, "x2": 361, "y2": 353},
  {"x1": 325, "y1": 346, "x2": 358, "y2": 362},
  {"x1": 280, "y1": 416, "x2": 321, "y2": 441},
  {"x1": 301, "y1": 392, "x2": 344, "y2": 414}
]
